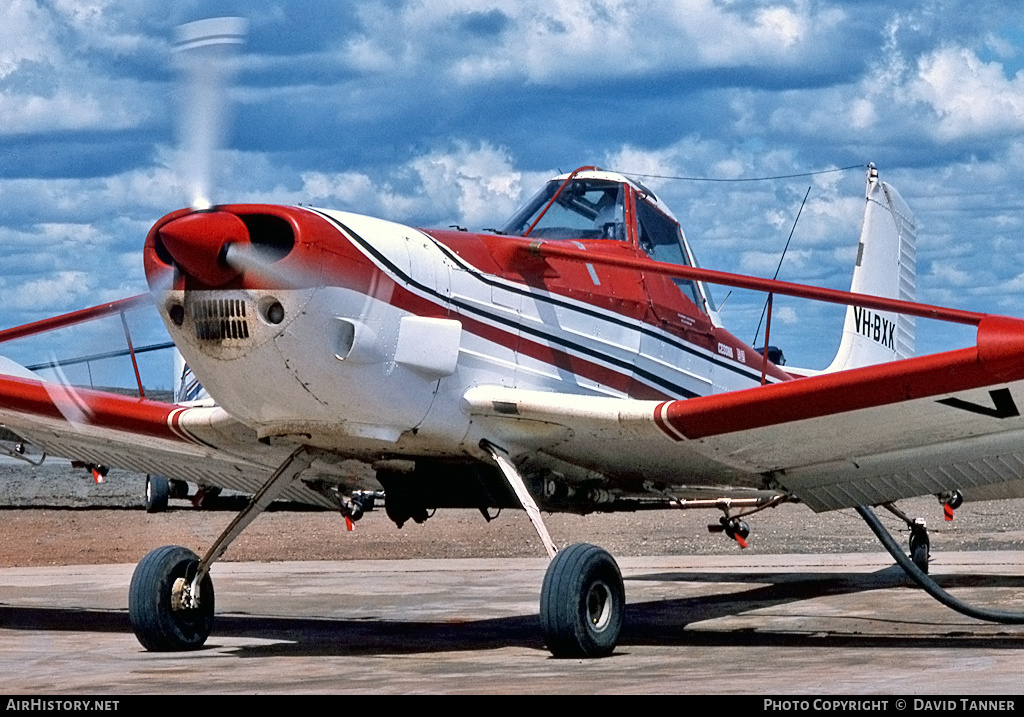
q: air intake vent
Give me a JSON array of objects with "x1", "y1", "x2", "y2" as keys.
[{"x1": 191, "y1": 299, "x2": 250, "y2": 341}]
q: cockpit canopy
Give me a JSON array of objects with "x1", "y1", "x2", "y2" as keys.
[
  {"x1": 498, "y1": 168, "x2": 717, "y2": 316},
  {"x1": 501, "y1": 178, "x2": 627, "y2": 241}
]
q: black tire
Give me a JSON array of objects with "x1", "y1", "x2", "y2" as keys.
[
  {"x1": 910, "y1": 530, "x2": 930, "y2": 574},
  {"x1": 129, "y1": 545, "x2": 214, "y2": 651},
  {"x1": 540, "y1": 543, "x2": 624, "y2": 658},
  {"x1": 145, "y1": 475, "x2": 169, "y2": 514}
]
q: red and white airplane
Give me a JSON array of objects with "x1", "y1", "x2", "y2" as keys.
[{"x1": 4, "y1": 19, "x2": 1024, "y2": 658}]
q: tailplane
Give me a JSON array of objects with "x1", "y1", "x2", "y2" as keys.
[{"x1": 823, "y1": 164, "x2": 916, "y2": 373}]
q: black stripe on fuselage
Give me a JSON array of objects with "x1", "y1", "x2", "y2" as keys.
[
  {"x1": 425, "y1": 232, "x2": 775, "y2": 385},
  {"x1": 306, "y1": 209, "x2": 764, "y2": 398}
]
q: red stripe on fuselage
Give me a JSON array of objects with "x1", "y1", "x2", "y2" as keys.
[
  {"x1": 380, "y1": 279, "x2": 673, "y2": 400},
  {"x1": 427, "y1": 228, "x2": 791, "y2": 384},
  {"x1": 317, "y1": 220, "x2": 750, "y2": 400}
]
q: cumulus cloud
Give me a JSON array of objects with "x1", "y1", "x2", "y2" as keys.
[
  {"x1": 929, "y1": 260, "x2": 973, "y2": 287},
  {"x1": 0, "y1": 1, "x2": 162, "y2": 136},
  {"x1": 4, "y1": 271, "x2": 93, "y2": 312},
  {"x1": 911, "y1": 47, "x2": 1024, "y2": 141},
  {"x1": 339, "y1": 0, "x2": 853, "y2": 86},
  {"x1": 0, "y1": 1, "x2": 54, "y2": 80},
  {"x1": 298, "y1": 142, "x2": 535, "y2": 228},
  {"x1": 773, "y1": 305, "x2": 799, "y2": 324}
]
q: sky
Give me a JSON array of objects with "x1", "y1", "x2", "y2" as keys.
[{"x1": 2, "y1": 0, "x2": 1024, "y2": 387}]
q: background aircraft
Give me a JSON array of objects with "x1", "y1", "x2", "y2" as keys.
[{"x1": 3, "y1": 18, "x2": 1024, "y2": 658}]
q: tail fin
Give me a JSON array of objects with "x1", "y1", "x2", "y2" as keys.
[
  {"x1": 824, "y1": 164, "x2": 916, "y2": 372},
  {"x1": 172, "y1": 348, "x2": 211, "y2": 403}
]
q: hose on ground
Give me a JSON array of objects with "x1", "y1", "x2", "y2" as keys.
[{"x1": 855, "y1": 504, "x2": 1024, "y2": 624}]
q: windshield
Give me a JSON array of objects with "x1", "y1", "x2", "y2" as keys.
[
  {"x1": 636, "y1": 198, "x2": 716, "y2": 313},
  {"x1": 500, "y1": 179, "x2": 626, "y2": 240}
]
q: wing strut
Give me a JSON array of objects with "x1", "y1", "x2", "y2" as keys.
[
  {"x1": 856, "y1": 505, "x2": 1024, "y2": 624},
  {"x1": 481, "y1": 440, "x2": 558, "y2": 558}
]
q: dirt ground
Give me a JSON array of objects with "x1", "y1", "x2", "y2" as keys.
[{"x1": 2, "y1": 456, "x2": 1024, "y2": 567}]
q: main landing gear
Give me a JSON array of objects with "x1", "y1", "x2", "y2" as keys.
[
  {"x1": 144, "y1": 475, "x2": 218, "y2": 513},
  {"x1": 129, "y1": 447, "x2": 319, "y2": 650},
  {"x1": 482, "y1": 440, "x2": 625, "y2": 658},
  {"x1": 483, "y1": 443, "x2": 792, "y2": 658},
  {"x1": 129, "y1": 545, "x2": 214, "y2": 650},
  {"x1": 144, "y1": 474, "x2": 169, "y2": 514}
]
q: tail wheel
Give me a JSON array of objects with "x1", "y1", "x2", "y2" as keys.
[
  {"x1": 145, "y1": 475, "x2": 170, "y2": 514},
  {"x1": 129, "y1": 545, "x2": 214, "y2": 651},
  {"x1": 910, "y1": 529, "x2": 930, "y2": 574},
  {"x1": 540, "y1": 543, "x2": 624, "y2": 658}
]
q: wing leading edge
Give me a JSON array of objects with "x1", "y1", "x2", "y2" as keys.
[
  {"x1": 464, "y1": 316, "x2": 1024, "y2": 511},
  {"x1": 0, "y1": 373, "x2": 343, "y2": 507}
]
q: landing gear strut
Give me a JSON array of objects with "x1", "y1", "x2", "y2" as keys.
[{"x1": 482, "y1": 440, "x2": 624, "y2": 657}]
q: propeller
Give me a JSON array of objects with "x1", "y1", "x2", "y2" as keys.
[
  {"x1": 221, "y1": 242, "x2": 320, "y2": 289},
  {"x1": 157, "y1": 18, "x2": 323, "y2": 292},
  {"x1": 42, "y1": 354, "x2": 95, "y2": 429},
  {"x1": 173, "y1": 17, "x2": 248, "y2": 212}
]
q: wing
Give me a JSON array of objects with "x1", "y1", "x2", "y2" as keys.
[
  {"x1": 0, "y1": 372, "x2": 364, "y2": 508},
  {"x1": 464, "y1": 316, "x2": 1024, "y2": 512}
]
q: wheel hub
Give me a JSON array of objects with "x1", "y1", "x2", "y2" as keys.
[
  {"x1": 171, "y1": 577, "x2": 187, "y2": 611},
  {"x1": 586, "y1": 580, "x2": 613, "y2": 632},
  {"x1": 171, "y1": 577, "x2": 200, "y2": 611}
]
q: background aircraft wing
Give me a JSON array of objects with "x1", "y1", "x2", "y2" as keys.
[
  {"x1": 0, "y1": 372, "x2": 344, "y2": 507},
  {"x1": 465, "y1": 316, "x2": 1024, "y2": 512}
]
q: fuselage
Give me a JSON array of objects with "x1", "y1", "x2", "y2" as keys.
[{"x1": 145, "y1": 171, "x2": 790, "y2": 465}]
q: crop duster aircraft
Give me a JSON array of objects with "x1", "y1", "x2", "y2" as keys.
[{"x1": 4, "y1": 18, "x2": 1024, "y2": 658}]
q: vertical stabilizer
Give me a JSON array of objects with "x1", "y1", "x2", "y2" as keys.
[
  {"x1": 824, "y1": 165, "x2": 916, "y2": 372},
  {"x1": 173, "y1": 348, "x2": 211, "y2": 403}
]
